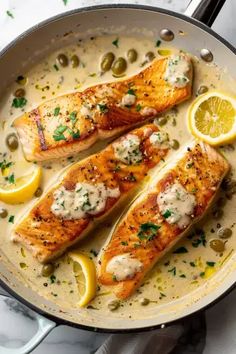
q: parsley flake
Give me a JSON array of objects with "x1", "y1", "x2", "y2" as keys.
[
  {"x1": 8, "y1": 215, "x2": 15, "y2": 224},
  {"x1": 168, "y1": 267, "x2": 176, "y2": 276},
  {"x1": 121, "y1": 241, "x2": 128, "y2": 246},
  {"x1": 98, "y1": 103, "x2": 108, "y2": 113},
  {"x1": 173, "y1": 246, "x2": 188, "y2": 254},
  {"x1": 136, "y1": 104, "x2": 142, "y2": 112},
  {"x1": 63, "y1": 0, "x2": 68, "y2": 5},
  {"x1": 206, "y1": 261, "x2": 215, "y2": 267},
  {"x1": 54, "y1": 107, "x2": 60, "y2": 116},
  {"x1": 163, "y1": 209, "x2": 172, "y2": 219},
  {"x1": 50, "y1": 274, "x2": 56, "y2": 283},
  {"x1": 137, "y1": 222, "x2": 160, "y2": 242},
  {"x1": 53, "y1": 125, "x2": 67, "y2": 141},
  {"x1": 156, "y1": 39, "x2": 162, "y2": 47},
  {"x1": 12, "y1": 97, "x2": 27, "y2": 108},
  {"x1": 7, "y1": 173, "x2": 15, "y2": 184},
  {"x1": 0, "y1": 160, "x2": 13, "y2": 173},
  {"x1": 112, "y1": 38, "x2": 119, "y2": 48},
  {"x1": 127, "y1": 88, "x2": 136, "y2": 96}
]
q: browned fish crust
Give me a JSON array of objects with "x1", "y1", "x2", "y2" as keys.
[
  {"x1": 14, "y1": 54, "x2": 192, "y2": 161},
  {"x1": 98, "y1": 142, "x2": 230, "y2": 299}
]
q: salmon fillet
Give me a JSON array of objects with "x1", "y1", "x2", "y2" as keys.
[
  {"x1": 14, "y1": 54, "x2": 193, "y2": 161},
  {"x1": 13, "y1": 123, "x2": 170, "y2": 263},
  {"x1": 98, "y1": 142, "x2": 230, "y2": 299}
]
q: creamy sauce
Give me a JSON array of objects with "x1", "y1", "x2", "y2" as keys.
[
  {"x1": 164, "y1": 54, "x2": 190, "y2": 88},
  {"x1": 120, "y1": 93, "x2": 136, "y2": 107},
  {"x1": 51, "y1": 183, "x2": 120, "y2": 219},
  {"x1": 106, "y1": 254, "x2": 143, "y2": 281},
  {"x1": 113, "y1": 134, "x2": 142, "y2": 165},
  {"x1": 0, "y1": 35, "x2": 235, "y2": 318},
  {"x1": 157, "y1": 183, "x2": 196, "y2": 228},
  {"x1": 149, "y1": 131, "x2": 169, "y2": 149}
]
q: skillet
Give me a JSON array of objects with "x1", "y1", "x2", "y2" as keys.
[{"x1": 0, "y1": 0, "x2": 235, "y2": 353}]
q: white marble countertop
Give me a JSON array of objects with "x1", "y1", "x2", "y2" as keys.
[{"x1": 0, "y1": 0, "x2": 236, "y2": 353}]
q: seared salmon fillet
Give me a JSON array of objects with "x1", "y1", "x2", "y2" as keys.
[
  {"x1": 13, "y1": 123, "x2": 171, "y2": 262},
  {"x1": 98, "y1": 142, "x2": 230, "y2": 299},
  {"x1": 14, "y1": 54, "x2": 192, "y2": 161}
]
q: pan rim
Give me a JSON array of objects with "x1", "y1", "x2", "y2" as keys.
[{"x1": 0, "y1": 3, "x2": 235, "y2": 333}]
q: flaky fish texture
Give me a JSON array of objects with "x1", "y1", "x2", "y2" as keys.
[
  {"x1": 14, "y1": 54, "x2": 192, "y2": 161},
  {"x1": 13, "y1": 124, "x2": 170, "y2": 263},
  {"x1": 98, "y1": 142, "x2": 230, "y2": 299}
]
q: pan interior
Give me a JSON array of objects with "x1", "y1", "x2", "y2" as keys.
[{"x1": 0, "y1": 7, "x2": 236, "y2": 331}]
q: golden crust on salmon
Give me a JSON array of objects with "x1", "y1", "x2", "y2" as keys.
[
  {"x1": 14, "y1": 54, "x2": 193, "y2": 161},
  {"x1": 98, "y1": 142, "x2": 230, "y2": 299},
  {"x1": 13, "y1": 123, "x2": 170, "y2": 263}
]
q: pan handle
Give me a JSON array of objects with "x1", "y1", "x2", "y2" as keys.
[
  {"x1": 185, "y1": 0, "x2": 226, "y2": 27},
  {"x1": 0, "y1": 293, "x2": 56, "y2": 354}
]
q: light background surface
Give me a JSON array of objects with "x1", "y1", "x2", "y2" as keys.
[{"x1": 0, "y1": 1, "x2": 235, "y2": 353}]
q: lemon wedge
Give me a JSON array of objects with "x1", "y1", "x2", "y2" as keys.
[
  {"x1": 188, "y1": 91, "x2": 236, "y2": 145},
  {"x1": 69, "y1": 252, "x2": 97, "y2": 307},
  {"x1": 0, "y1": 165, "x2": 42, "y2": 204}
]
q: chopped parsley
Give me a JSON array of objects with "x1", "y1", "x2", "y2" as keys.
[
  {"x1": 156, "y1": 39, "x2": 162, "y2": 47},
  {"x1": 173, "y1": 246, "x2": 188, "y2": 254},
  {"x1": 53, "y1": 64, "x2": 59, "y2": 71},
  {"x1": 6, "y1": 10, "x2": 14, "y2": 19},
  {"x1": 163, "y1": 209, "x2": 172, "y2": 219},
  {"x1": 168, "y1": 266, "x2": 176, "y2": 276},
  {"x1": 136, "y1": 104, "x2": 142, "y2": 112},
  {"x1": 12, "y1": 97, "x2": 27, "y2": 108},
  {"x1": 159, "y1": 292, "x2": 166, "y2": 299},
  {"x1": 54, "y1": 106, "x2": 60, "y2": 116},
  {"x1": 190, "y1": 261, "x2": 196, "y2": 267},
  {"x1": 127, "y1": 173, "x2": 136, "y2": 182},
  {"x1": 97, "y1": 103, "x2": 108, "y2": 113},
  {"x1": 7, "y1": 173, "x2": 15, "y2": 184},
  {"x1": 200, "y1": 272, "x2": 205, "y2": 278},
  {"x1": 53, "y1": 125, "x2": 67, "y2": 141},
  {"x1": 180, "y1": 274, "x2": 186, "y2": 278},
  {"x1": 90, "y1": 249, "x2": 98, "y2": 257},
  {"x1": 50, "y1": 274, "x2": 56, "y2": 284},
  {"x1": 127, "y1": 88, "x2": 136, "y2": 96},
  {"x1": 112, "y1": 38, "x2": 119, "y2": 48},
  {"x1": 121, "y1": 241, "x2": 128, "y2": 246},
  {"x1": 137, "y1": 222, "x2": 160, "y2": 242},
  {"x1": 0, "y1": 159, "x2": 13, "y2": 173},
  {"x1": 206, "y1": 261, "x2": 215, "y2": 267},
  {"x1": 191, "y1": 229, "x2": 207, "y2": 248},
  {"x1": 186, "y1": 162, "x2": 194, "y2": 169},
  {"x1": 62, "y1": 0, "x2": 68, "y2": 5},
  {"x1": 8, "y1": 215, "x2": 14, "y2": 224},
  {"x1": 112, "y1": 274, "x2": 117, "y2": 282},
  {"x1": 69, "y1": 111, "x2": 77, "y2": 124}
]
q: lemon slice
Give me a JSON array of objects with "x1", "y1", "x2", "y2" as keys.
[
  {"x1": 0, "y1": 165, "x2": 42, "y2": 204},
  {"x1": 69, "y1": 252, "x2": 97, "y2": 307},
  {"x1": 188, "y1": 91, "x2": 236, "y2": 145}
]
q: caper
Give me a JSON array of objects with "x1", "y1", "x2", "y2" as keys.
[
  {"x1": 139, "y1": 298, "x2": 150, "y2": 306},
  {"x1": 107, "y1": 299, "x2": 120, "y2": 311},
  {"x1": 217, "y1": 227, "x2": 232, "y2": 239},
  {"x1": 16, "y1": 75, "x2": 27, "y2": 86},
  {"x1": 197, "y1": 85, "x2": 208, "y2": 95},
  {"x1": 101, "y1": 52, "x2": 115, "y2": 72},
  {"x1": 212, "y1": 208, "x2": 223, "y2": 219},
  {"x1": 111, "y1": 57, "x2": 127, "y2": 76},
  {"x1": 145, "y1": 51, "x2": 155, "y2": 62},
  {"x1": 41, "y1": 263, "x2": 55, "y2": 277},
  {"x1": 71, "y1": 55, "x2": 80, "y2": 68},
  {"x1": 156, "y1": 116, "x2": 167, "y2": 126},
  {"x1": 127, "y1": 49, "x2": 138, "y2": 63},
  {"x1": 56, "y1": 53, "x2": 68, "y2": 67},
  {"x1": 34, "y1": 187, "x2": 43, "y2": 198},
  {"x1": 170, "y1": 139, "x2": 180, "y2": 150},
  {"x1": 0, "y1": 208, "x2": 8, "y2": 218},
  {"x1": 6, "y1": 133, "x2": 19, "y2": 151},
  {"x1": 210, "y1": 239, "x2": 225, "y2": 253},
  {"x1": 14, "y1": 88, "x2": 26, "y2": 98}
]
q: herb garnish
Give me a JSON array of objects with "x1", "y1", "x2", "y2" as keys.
[
  {"x1": 156, "y1": 39, "x2": 162, "y2": 47},
  {"x1": 7, "y1": 173, "x2": 15, "y2": 184},
  {"x1": 6, "y1": 10, "x2": 14, "y2": 19},
  {"x1": 12, "y1": 97, "x2": 27, "y2": 108},
  {"x1": 112, "y1": 38, "x2": 119, "y2": 48},
  {"x1": 112, "y1": 274, "x2": 117, "y2": 282},
  {"x1": 90, "y1": 249, "x2": 98, "y2": 257},
  {"x1": 0, "y1": 160, "x2": 13, "y2": 173},
  {"x1": 54, "y1": 106, "x2": 60, "y2": 116},
  {"x1": 127, "y1": 173, "x2": 136, "y2": 182},
  {"x1": 136, "y1": 104, "x2": 142, "y2": 112},
  {"x1": 127, "y1": 88, "x2": 136, "y2": 96},
  {"x1": 180, "y1": 274, "x2": 186, "y2": 278},
  {"x1": 69, "y1": 111, "x2": 77, "y2": 124},
  {"x1": 50, "y1": 274, "x2": 56, "y2": 284},
  {"x1": 137, "y1": 222, "x2": 160, "y2": 242},
  {"x1": 63, "y1": 0, "x2": 68, "y2": 5},
  {"x1": 98, "y1": 104, "x2": 108, "y2": 113},
  {"x1": 190, "y1": 229, "x2": 206, "y2": 248},
  {"x1": 8, "y1": 215, "x2": 14, "y2": 224},
  {"x1": 121, "y1": 241, "x2": 128, "y2": 246},
  {"x1": 163, "y1": 209, "x2": 172, "y2": 219},
  {"x1": 190, "y1": 261, "x2": 196, "y2": 267},
  {"x1": 173, "y1": 246, "x2": 188, "y2": 254},
  {"x1": 53, "y1": 64, "x2": 59, "y2": 71},
  {"x1": 206, "y1": 261, "x2": 215, "y2": 267},
  {"x1": 168, "y1": 267, "x2": 176, "y2": 276},
  {"x1": 53, "y1": 125, "x2": 67, "y2": 141}
]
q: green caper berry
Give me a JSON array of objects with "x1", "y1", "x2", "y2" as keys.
[
  {"x1": 41, "y1": 263, "x2": 55, "y2": 277},
  {"x1": 57, "y1": 53, "x2": 68, "y2": 67},
  {"x1": 170, "y1": 139, "x2": 180, "y2": 150},
  {"x1": 197, "y1": 85, "x2": 208, "y2": 95},
  {"x1": 127, "y1": 49, "x2": 138, "y2": 63},
  {"x1": 6, "y1": 133, "x2": 19, "y2": 151},
  {"x1": 111, "y1": 57, "x2": 127, "y2": 76},
  {"x1": 34, "y1": 187, "x2": 43, "y2": 198},
  {"x1": 14, "y1": 88, "x2": 26, "y2": 98},
  {"x1": 139, "y1": 298, "x2": 150, "y2": 306},
  {"x1": 212, "y1": 208, "x2": 223, "y2": 219},
  {"x1": 0, "y1": 208, "x2": 8, "y2": 218},
  {"x1": 217, "y1": 227, "x2": 232, "y2": 239},
  {"x1": 107, "y1": 299, "x2": 120, "y2": 311},
  {"x1": 145, "y1": 51, "x2": 155, "y2": 62},
  {"x1": 101, "y1": 52, "x2": 115, "y2": 72},
  {"x1": 210, "y1": 239, "x2": 225, "y2": 253},
  {"x1": 156, "y1": 117, "x2": 167, "y2": 126},
  {"x1": 71, "y1": 55, "x2": 80, "y2": 68}
]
